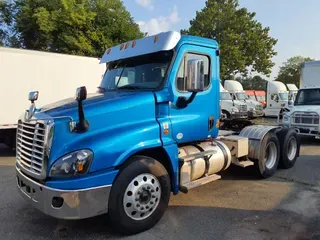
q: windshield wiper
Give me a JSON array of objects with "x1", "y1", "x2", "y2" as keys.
[{"x1": 117, "y1": 85, "x2": 141, "y2": 90}]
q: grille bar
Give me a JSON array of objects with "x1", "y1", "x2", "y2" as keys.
[
  {"x1": 17, "y1": 137, "x2": 44, "y2": 149},
  {"x1": 16, "y1": 120, "x2": 47, "y2": 177}
]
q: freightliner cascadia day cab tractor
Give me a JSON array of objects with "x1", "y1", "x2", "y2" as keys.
[
  {"x1": 264, "y1": 81, "x2": 289, "y2": 117},
  {"x1": 220, "y1": 83, "x2": 248, "y2": 120},
  {"x1": 223, "y1": 80, "x2": 264, "y2": 119},
  {"x1": 16, "y1": 31, "x2": 301, "y2": 235},
  {"x1": 279, "y1": 61, "x2": 320, "y2": 138}
]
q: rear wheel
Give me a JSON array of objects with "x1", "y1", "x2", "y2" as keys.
[
  {"x1": 276, "y1": 129, "x2": 300, "y2": 169},
  {"x1": 256, "y1": 132, "x2": 280, "y2": 178},
  {"x1": 108, "y1": 156, "x2": 171, "y2": 235}
]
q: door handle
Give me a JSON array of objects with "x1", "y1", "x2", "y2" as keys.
[{"x1": 208, "y1": 116, "x2": 214, "y2": 131}]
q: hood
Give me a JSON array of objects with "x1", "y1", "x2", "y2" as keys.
[
  {"x1": 290, "y1": 105, "x2": 320, "y2": 113},
  {"x1": 39, "y1": 91, "x2": 153, "y2": 119},
  {"x1": 38, "y1": 91, "x2": 158, "y2": 171}
]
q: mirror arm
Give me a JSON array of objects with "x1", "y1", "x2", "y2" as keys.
[
  {"x1": 176, "y1": 91, "x2": 199, "y2": 109},
  {"x1": 74, "y1": 100, "x2": 89, "y2": 133}
]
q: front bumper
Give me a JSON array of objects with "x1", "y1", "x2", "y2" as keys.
[
  {"x1": 16, "y1": 167, "x2": 112, "y2": 220},
  {"x1": 248, "y1": 110, "x2": 264, "y2": 118},
  {"x1": 230, "y1": 112, "x2": 248, "y2": 119}
]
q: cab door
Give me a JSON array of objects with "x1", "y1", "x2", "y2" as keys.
[{"x1": 168, "y1": 44, "x2": 220, "y2": 143}]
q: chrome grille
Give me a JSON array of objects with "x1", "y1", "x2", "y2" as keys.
[
  {"x1": 292, "y1": 112, "x2": 320, "y2": 125},
  {"x1": 239, "y1": 104, "x2": 247, "y2": 112},
  {"x1": 255, "y1": 105, "x2": 263, "y2": 111},
  {"x1": 16, "y1": 121, "x2": 46, "y2": 176}
]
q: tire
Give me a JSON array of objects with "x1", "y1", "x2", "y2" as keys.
[
  {"x1": 276, "y1": 129, "x2": 300, "y2": 169},
  {"x1": 222, "y1": 110, "x2": 231, "y2": 120},
  {"x1": 256, "y1": 132, "x2": 280, "y2": 178},
  {"x1": 108, "y1": 156, "x2": 171, "y2": 235}
]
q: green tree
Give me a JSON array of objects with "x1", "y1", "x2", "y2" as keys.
[
  {"x1": 276, "y1": 56, "x2": 314, "y2": 87},
  {"x1": 0, "y1": 1, "x2": 17, "y2": 46},
  {"x1": 0, "y1": 0, "x2": 143, "y2": 56},
  {"x1": 182, "y1": 0, "x2": 277, "y2": 80},
  {"x1": 236, "y1": 75, "x2": 267, "y2": 90}
]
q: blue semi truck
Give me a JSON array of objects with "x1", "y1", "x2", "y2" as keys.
[{"x1": 16, "y1": 31, "x2": 300, "y2": 234}]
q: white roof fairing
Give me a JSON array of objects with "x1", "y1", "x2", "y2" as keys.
[{"x1": 99, "y1": 31, "x2": 181, "y2": 64}]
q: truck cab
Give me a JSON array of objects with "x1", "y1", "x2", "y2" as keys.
[
  {"x1": 264, "y1": 81, "x2": 289, "y2": 117},
  {"x1": 280, "y1": 61, "x2": 320, "y2": 138},
  {"x1": 224, "y1": 80, "x2": 264, "y2": 119},
  {"x1": 15, "y1": 31, "x2": 300, "y2": 235},
  {"x1": 220, "y1": 83, "x2": 248, "y2": 120},
  {"x1": 245, "y1": 90, "x2": 266, "y2": 108}
]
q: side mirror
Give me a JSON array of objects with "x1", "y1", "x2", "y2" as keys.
[
  {"x1": 74, "y1": 86, "x2": 89, "y2": 133},
  {"x1": 186, "y1": 59, "x2": 205, "y2": 93},
  {"x1": 28, "y1": 91, "x2": 39, "y2": 103},
  {"x1": 76, "y1": 86, "x2": 87, "y2": 102}
]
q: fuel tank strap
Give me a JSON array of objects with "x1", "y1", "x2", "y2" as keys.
[{"x1": 192, "y1": 144, "x2": 210, "y2": 176}]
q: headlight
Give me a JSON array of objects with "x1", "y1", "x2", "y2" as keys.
[
  {"x1": 49, "y1": 149, "x2": 93, "y2": 178},
  {"x1": 231, "y1": 107, "x2": 239, "y2": 113}
]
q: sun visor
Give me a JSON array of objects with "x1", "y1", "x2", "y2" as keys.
[{"x1": 99, "y1": 31, "x2": 181, "y2": 64}]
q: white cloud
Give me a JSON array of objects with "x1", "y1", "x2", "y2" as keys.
[
  {"x1": 135, "y1": 0, "x2": 154, "y2": 11},
  {"x1": 137, "y1": 6, "x2": 180, "y2": 35}
]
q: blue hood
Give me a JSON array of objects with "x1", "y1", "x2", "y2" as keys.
[{"x1": 41, "y1": 91, "x2": 161, "y2": 174}]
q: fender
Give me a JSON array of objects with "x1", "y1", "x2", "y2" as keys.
[{"x1": 239, "y1": 125, "x2": 280, "y2": 160}]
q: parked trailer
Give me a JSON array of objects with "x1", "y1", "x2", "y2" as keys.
[
  {"x1": 15, "y1": 31, "x2": 300, "y2": 235},
  {"x1": 0, "y1": 47, "x2": 105, "y2": 148}
]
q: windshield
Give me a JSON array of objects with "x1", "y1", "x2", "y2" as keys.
[
  {"x1": 236, "y1": 92, "x2": 249, "y2": 100},
  {"x1": 256, "y1": 95, "x2": 265, "y2": 101},
  {"x1": 248, "y1": 95, "x2": 256, "y2": 100},
  {"x1": 99, "y1": 50, "x2": 173, "y2": 91},
  {"x1": 295, "y1": 88, "x2": 320, "y2": 105},
  {"x1": 279, "y1": 93, "x2": 289, "y2": 100},
  {"x1": 220, "y1": 92, "x2": 232, "y2": 100}
]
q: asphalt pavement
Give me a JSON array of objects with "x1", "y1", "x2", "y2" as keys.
[{"x1": 0, "y1": 136, "x2": 319, "y2": 240}]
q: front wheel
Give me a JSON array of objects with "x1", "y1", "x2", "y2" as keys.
[{"x1": 108, "y1": 156, "x2": 171, "y2": 235}]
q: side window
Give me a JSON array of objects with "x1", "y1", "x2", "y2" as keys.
[{"x1": 176, "y1": 53, "x2": 210, "y2": 92}]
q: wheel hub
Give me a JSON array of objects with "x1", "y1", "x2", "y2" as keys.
[{"x1": 123, "y1": 173, "x2": 161, "y2": 220}]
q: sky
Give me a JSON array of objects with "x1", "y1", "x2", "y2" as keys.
[{"x1": 122, "y1": 0, "x2": 320, "y2": 80}]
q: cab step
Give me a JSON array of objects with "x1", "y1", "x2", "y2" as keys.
[
  {"x1": 179, "y1": 174, "x2": 221, "y2": 193},
  {"x1": 232, "y1": 159, "x2": 254, "y2": 168}
]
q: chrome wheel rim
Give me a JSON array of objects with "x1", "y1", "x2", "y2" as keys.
[
  {"x1": 123, "y1": 173, "x2": 161, "y2": 220},
  {"x1": 287, "y1": 136, "x2": 297, "y2": 161},
  {"x1": 265, "y1": 142, "x2": 277, "y2": 169}
]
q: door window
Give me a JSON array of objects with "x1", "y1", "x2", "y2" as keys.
[{"x1": 176, "y1": 53, "x2": 210, "y2": 92}]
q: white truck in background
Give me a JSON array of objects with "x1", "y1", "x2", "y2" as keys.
[
  {"x1": 219, "y1": 83, "x2": 248, "y2": 120},
  {"x1": 224, "y1": 80, "x2": 264, "y2": 119},
  {"x1": 0, "y1": 47, "x2": 106, "y2": 148},
  {"x1": 264, "y1": 81, "x2": 289, "y2": 117},
  {"x1": 280, "y1": 60, "x2": 320, "y2": 138},
  {"x1": 286, "y1": 84, "x2": 298, "y2": 106}
]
